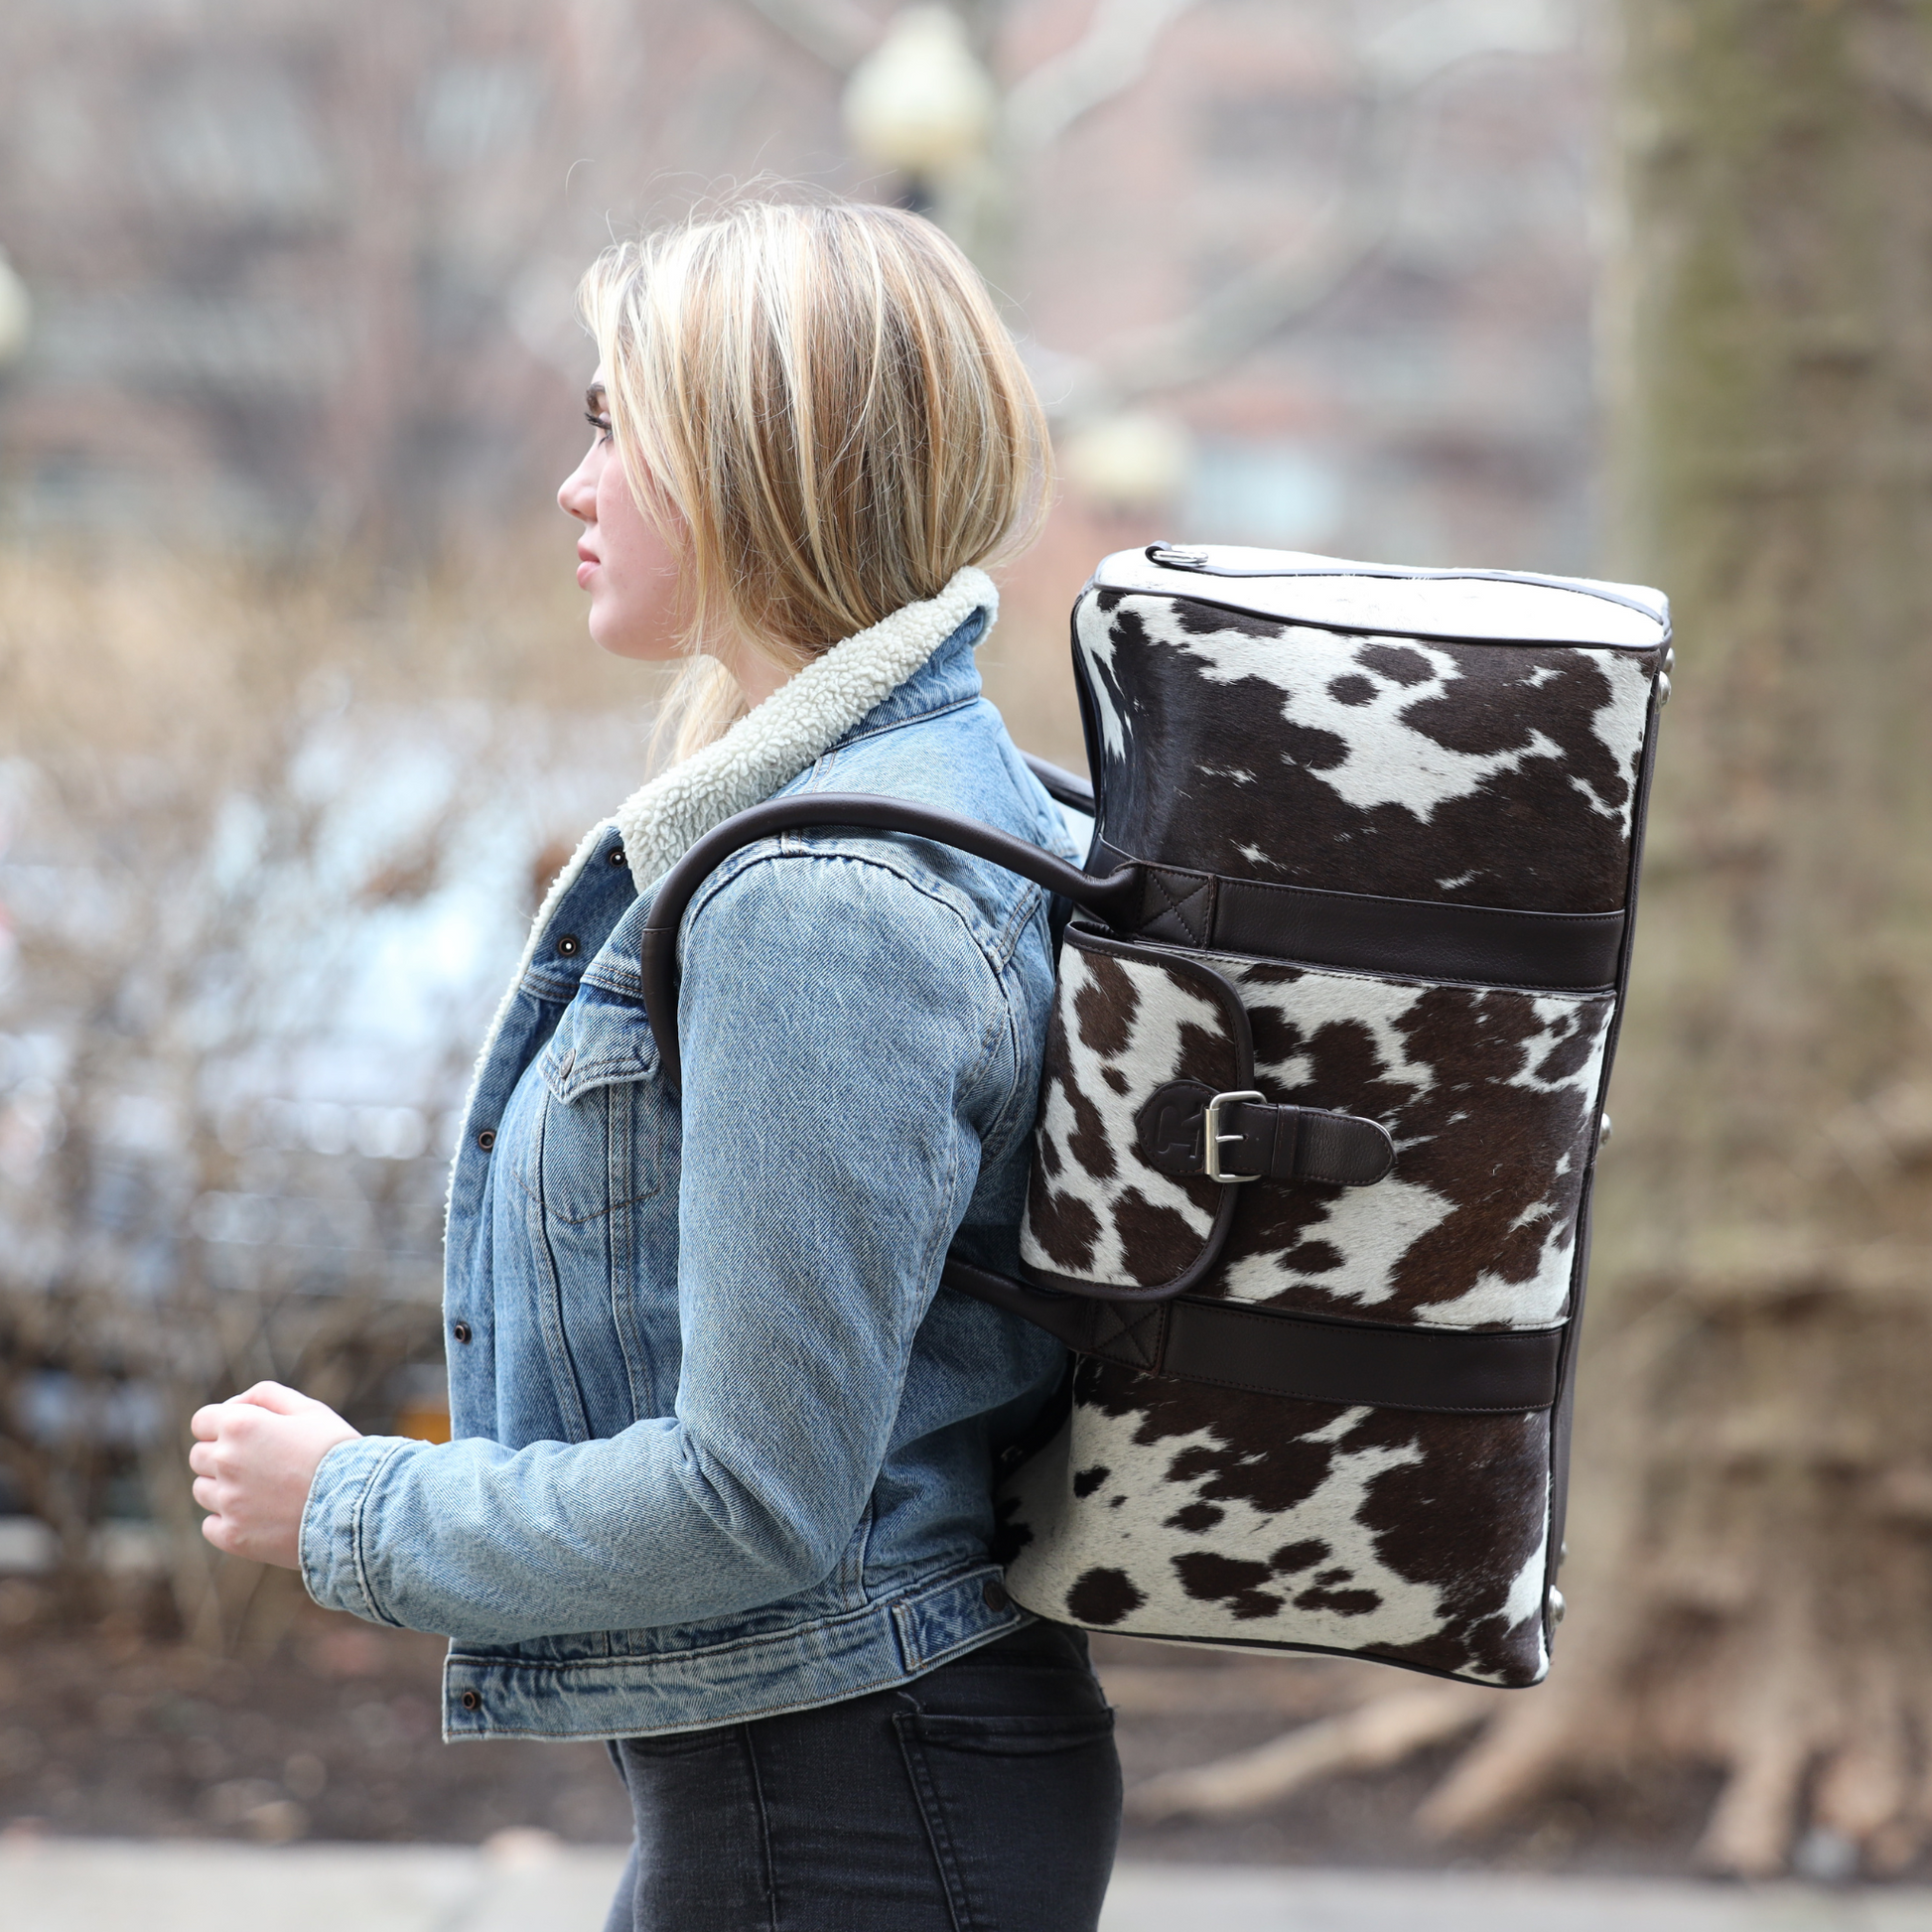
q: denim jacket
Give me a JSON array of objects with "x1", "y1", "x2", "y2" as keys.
[{"x1": 299, "y1": 610, "x2": 1077, "y2": 1740}]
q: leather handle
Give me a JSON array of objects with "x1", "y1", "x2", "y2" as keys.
[{"x1": 640, "y1": 793, "x2": 1138, "y2": 1092}]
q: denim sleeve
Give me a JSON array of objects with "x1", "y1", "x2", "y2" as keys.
[{"x1": 300, "y1": 854, "x2": 1019, "y2": 1640}]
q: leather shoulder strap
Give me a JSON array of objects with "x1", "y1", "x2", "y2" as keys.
[{"x1": 639, "y1": 793, "x2": 1135, "y2": 1094}]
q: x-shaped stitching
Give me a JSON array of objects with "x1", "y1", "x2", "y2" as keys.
[
  {"x1": 1139, "y1": 869, "x2": 1213, "y2": 947},
  {"x1": 1088, "y1": 1301, "x2": 1166, "y2": 1371}
]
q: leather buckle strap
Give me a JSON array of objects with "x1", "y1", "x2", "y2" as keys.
[
  {"x1": 1201, "y1": 1089, "x2": 1264, "y2": 1183},
  {"x1": 1139, "y1": 1080, "x2": 1396, "y2": 1187}
]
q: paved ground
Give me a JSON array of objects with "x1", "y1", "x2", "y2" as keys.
[{"x1": 3, "y1": 1841, "x2": 1930, "y2": 1932}]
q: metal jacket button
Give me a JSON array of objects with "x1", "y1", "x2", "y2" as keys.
[
  {"x1": 476, "y1": 1129, "x2": 495, "y2": 1152},
  {"x1": 452, "y1": 1320, "x2": 473, "y2": 1344},
  {"x1": 983, "y1": 1580, "x2": 1011, "y2": 1612},
  {"x1": 556, "y1": 934, "x2": 581, "y2": 957},
  {"x1": 460, "y1": 1689, "x2": 482, "y2": 1712}
]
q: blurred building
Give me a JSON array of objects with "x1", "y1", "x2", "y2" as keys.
[{"x1": 0, "y1": 0, "x2": 1599, "y2": 570}]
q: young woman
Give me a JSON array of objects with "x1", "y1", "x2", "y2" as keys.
[{"x1": 187, "y1": 200, "x2": 1123, "y2": 1929}]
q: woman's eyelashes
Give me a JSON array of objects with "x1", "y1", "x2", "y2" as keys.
[{"x1": 585, "y1": 410, "x2": 614, "y2": 445}]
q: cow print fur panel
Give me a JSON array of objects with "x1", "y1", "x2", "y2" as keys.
[
  {"x1": 1075, "y1": 591, "x2": 1656, "y2": 915},
  {"x1": 1020, "y1": 932, "x2": 1233, "y2": 1294},
  {"x1": 1213, "y1": 960, "x2": 1608, "y2": 1327},
  {"x1": 997, "y1": 1360, "x2": 1553, "y2": 1685},
  {"x1": 1022, "y1": 928, "x2": 1610, "y2": 1330}
]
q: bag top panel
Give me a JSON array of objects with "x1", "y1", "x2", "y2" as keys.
[{"x1": 1092, "y1": 545, "x2": 1670, "y2": 651}]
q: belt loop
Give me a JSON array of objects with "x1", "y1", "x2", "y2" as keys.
[{"x1": 1272, "y1": 1103, "x2": 1299, "y2": 1181}]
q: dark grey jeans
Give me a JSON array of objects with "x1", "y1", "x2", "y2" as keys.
[{"x1": 601, "y1": 1619, "x2": 1122, "y2": 1931}]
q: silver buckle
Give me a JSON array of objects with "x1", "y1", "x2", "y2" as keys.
[{"x1": 1202, "y1": 1089, "x2": 1264, "y2": 1184}]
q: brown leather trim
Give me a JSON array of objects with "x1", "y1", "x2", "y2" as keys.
[
  {"x1": 1091, "y1": 840, "x2": 1625, "y2": 990},
  {"x1": 1158, "y1": 1298, "x2": 1562, "y2": 1414},
  {"x1": 942, "y1": 1260, "x2": 1563, "y2": 1414}
]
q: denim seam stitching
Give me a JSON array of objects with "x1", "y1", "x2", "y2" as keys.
[
  {"x1": 738, "y1": 1725, "x2": 780, "y2": 1932},
  {"x1": 892, "y1": 1714, "x2": 976, "y2": 1932},
  {"x1": 970, "y1": 965, "x2": 1033, "y2": 1174},
  {"x1": 443, "y1": 1562, "x2": 1007, "y2": 1680},
  {"x1": 443, "y1": 1660, "x2": 920, "y2": 1741},
  {"x1": 545, "y1": 1051, "x2": 658, "y2": 1094},
  {"x1": 682, "y1": 841, "x2": 1036, "y2": 980},
  {"x1": 347, "y1": 1439, "x2": 413, "y2": 1627},
  {"x1": 526, "y1": 1152, "x2": 595, "y2": 1446},
  {"x1": 822, "y1": 690, "x2": 980, "y2": 751}
]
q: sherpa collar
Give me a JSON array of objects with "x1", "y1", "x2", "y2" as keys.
[
  {"x1": 613, "y1": 563, "x2": 997, "y2": 893},
  {"x1": 451, "y1": 563, "x2": 996, "y2": 1185}
]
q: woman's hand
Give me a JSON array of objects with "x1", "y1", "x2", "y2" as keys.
[{"x1": 189, "y1": 1383, "x2": 361, "y2": 1570}]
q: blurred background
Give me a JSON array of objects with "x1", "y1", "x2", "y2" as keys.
[{"x1": 3, "y1": 0, "x2": 1928, "y2": 1894}]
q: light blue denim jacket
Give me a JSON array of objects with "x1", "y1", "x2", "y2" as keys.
[{"x1": 299, "y1": 613, "x2": 1077, "y2": 1739}]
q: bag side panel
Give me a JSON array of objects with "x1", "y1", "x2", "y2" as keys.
[{"x1": 999, "y1": 1360, "x2": 1551, "y2": 1687}]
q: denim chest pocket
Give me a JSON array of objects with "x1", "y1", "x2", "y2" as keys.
[{"x1": 514, "y1": 988, "x2": 667, "y2": 1223}]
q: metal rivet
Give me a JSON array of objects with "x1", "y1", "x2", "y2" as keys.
[
  {"x1": 1662, "y1": 645, "x2": 1676, "y2": 676},
  {"x1": 1657, "y1": 673, "x2": 1672, "y2": 708},
  {"x1": 556, "y1": 934, "x2": 582, "y2": 958},
  {"x1": 982, "y1": 1579, "x2": 1011, "y2": 1612},
  {"x1": 608, "y1": 847, "x2": 627, "y2": 868},
  {"x1": 476, "y1": 1129, "x2": 495, "y2": 1152},
  {"x1": 452, "y1": 1320, "x2": 473, "y2": 1344},
  {"x1": 1597, "y1": 1113, "x2": 1612, "y2": 1150},
  {"x1": 1548, "y1": 1586, "x2": 1567, "y2": 1625},
  {"x1": 460, "y1": 1689, "x2": 482, "y2": 1712}
]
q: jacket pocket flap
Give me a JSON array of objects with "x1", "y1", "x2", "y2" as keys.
[{"x1": 538, "y1": 988, "x2": 661, "y2": 1105}]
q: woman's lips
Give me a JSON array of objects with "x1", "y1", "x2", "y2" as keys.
[{"x1": 576, "y1": 559, "x2": 597, "y2": 588}]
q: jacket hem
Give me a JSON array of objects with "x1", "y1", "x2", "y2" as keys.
[{"x1": 438, "y1": 1561, "x2": 1028, "y2": 1742}]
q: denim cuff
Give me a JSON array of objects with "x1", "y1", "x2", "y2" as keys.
[{"x1": 300, "y1": 1434, "x2": 416, "y2": 1626}]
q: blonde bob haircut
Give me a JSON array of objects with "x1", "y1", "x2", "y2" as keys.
[{"x1": 579, "y1": 200, "x2": 1052, "y2": 762}]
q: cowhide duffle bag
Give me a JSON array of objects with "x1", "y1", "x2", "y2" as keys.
[{"x1": 640, "y1": 541, "x2": 1670, "y2": 1690}]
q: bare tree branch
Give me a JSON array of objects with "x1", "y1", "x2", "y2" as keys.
[
  {"x1": 1004, "y1": 0, "x2": 1199, "y2": 152},
  {"x1": 1362, "y1": 0, "x2": 1572, "y2": 90},
  {"x1": 1068, "y1": 0, "x2": 1578, "y2": 408},
  {"x1": 736, "y1": 0, "x2": 882, "y2": 74}
]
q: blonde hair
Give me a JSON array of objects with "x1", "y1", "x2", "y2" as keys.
[{"x1": 579, "y1": 200, "x2": 1051, "y2": 763}]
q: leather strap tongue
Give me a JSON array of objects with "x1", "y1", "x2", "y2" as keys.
[{"x1": 1137, "y1": 1080, "x2": 1395, "y2": 1187}]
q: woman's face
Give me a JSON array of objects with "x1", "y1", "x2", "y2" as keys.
[{"x1": 557, "y1": 369, "x2": 685, "y2": 662}]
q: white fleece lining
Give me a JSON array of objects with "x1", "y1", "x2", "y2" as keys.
[{"x1": 454, "y1": 564, "x2": 998, "y2": 1144}]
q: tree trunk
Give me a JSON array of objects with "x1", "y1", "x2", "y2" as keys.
[{"x1": 1421, "y1": 0, "x2": 1932, "y2": 1876}]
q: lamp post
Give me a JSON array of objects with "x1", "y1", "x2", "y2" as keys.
[
  {"x1": 1058, "y1": 408, "x2": 1194, "y2": 520},
  {"x1": 0, "y1": 250, "x2": 30, "y2": 371},
  {"x1": 842, "y1": 6, "x2": 1002, "y2": 262}
]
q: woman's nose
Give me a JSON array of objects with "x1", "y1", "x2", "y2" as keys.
[{"x1": 559, "y1": 459, "x2": 594, "y2": 522}]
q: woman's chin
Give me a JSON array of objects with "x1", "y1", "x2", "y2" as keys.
[{"x1": 590, "y1": 608, "x2": 680, "y2": 663}]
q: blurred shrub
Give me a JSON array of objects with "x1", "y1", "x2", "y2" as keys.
[{"x1": 0, "y1": 540, "x2": 639, "y2": 1646}]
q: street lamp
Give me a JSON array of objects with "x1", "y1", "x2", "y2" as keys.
[
  {"x1": 842, "y1": 6, "x2": 997, "y2": 203},
  {"x1": 0, "y1": 249, "x2": 30, "y2": 370},
  {"x1": 1058, "y1": 410, "x2": 1195, "y2": 517}
]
